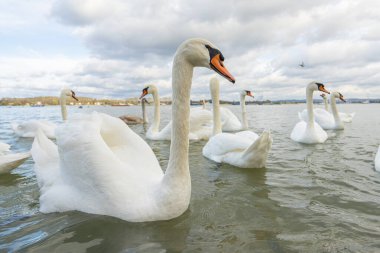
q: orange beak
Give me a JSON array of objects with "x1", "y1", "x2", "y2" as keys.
[
  {"x1": 318, "y1": 86, "x2": 330, "y2": 94},
  {"x1": 247, "y1": 91, "x2": 254, "y2": 97},
  {"x1": 210, "y1": 54, "x2": 235, "y2": 83},
  {"x1": 139, "y1": 89, "x2": 148, "y2": 99}
]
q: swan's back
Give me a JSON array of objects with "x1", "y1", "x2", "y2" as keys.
[
  {"x1": 12, "y1": 120, "x2": 56, "y2": 138},
  {"x1": 32, "y1": 112, "x2": 164, "y2": 218},
  {"x1": 291, "y1": 121, "x2": 328, "y2": 144},
  {"x1": 299, "y1": 108, "x2": 334, "y2": 129},
  {"x1": 220, "y1": 107, "x2": 242, "y2": 131}
]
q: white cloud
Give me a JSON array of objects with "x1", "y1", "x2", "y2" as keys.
[{"x1": 1, "y1": 0, "x2": 380, "y2": 100}]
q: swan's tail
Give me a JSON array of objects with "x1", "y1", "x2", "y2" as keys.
[
  {"x1": 240, "y1": 130, "x2": 273, "y2": 168},
  {"x1": 0, "y1": 152, "x2": 30, "y2": 174},
  {"x1": 31, "y1": 129, "x2": 59, "y2": 189}
]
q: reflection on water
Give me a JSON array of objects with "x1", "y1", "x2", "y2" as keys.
[{"x1": 0, "y1": 104, "x2": 380, "y2": 252}]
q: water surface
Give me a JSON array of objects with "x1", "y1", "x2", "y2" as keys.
[{"x1": 0, "y1": 104, "x2": 379, "y2": 252}]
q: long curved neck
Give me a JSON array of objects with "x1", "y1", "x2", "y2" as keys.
[
  {"x1": 240, "y1": 94, "x2": 248, "y2": 129},
  {"x1": 162, "y1": 54, "x2": 192, "y2": 188},
  {"x1": 60, "y1": 93, "x2": 67, "y2": 121},
  {"x1": 323, "y1": 97, "x2": 329, "y2": 111},
  {"x1": 142, "y1": 100, "x2": 148, "y2": 123},
  {"x1": 330, "y1": 95, "x2": 342, "y2": 125},
  {"x1": 150, "y1": 90, "x2": 160, "y2": 132},
  {"x1": 210, "y1": 82, "x2": 222, "y2": 135},
  {"x1": 306, "y1": 88, "x2": 315, "y2": 127}
]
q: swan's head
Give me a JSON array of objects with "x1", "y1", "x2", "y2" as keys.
[
  {"x1": 139, "y1": 84, "x2": 157, "y2": 99},
  {"x1": 308, "y1": 82, "x2": 330, "y2": 94},
  {"x1": 320, "y1": 93, "x2": 327, "y2": 99},
  {"x1": 177, "y1": 38, "x2": 235, "y2": 83},
  {"x1": 61, "y1": 89, "x2": 78, "y2": 101},
  {"x1": 241, "y1": 90, "x2": 254, "y2": 98},
  {"x1": 331, "y1": 91, "x2": 346, "y2": 102}
]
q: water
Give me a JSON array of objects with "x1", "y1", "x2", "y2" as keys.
[{"x1": 0, "y1": 104, "x2": 379, "y2": 252}]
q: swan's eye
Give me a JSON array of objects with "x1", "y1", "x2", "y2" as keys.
[{"x1": 205, "y1": 45, "x2": 223, "y2": 62}]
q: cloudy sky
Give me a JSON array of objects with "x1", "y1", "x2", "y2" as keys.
[{"x1": 1, "y1": 0, "x2": 380, "y2": 100}]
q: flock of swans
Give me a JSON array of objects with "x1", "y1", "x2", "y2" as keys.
[{"x1": 0, "y1": 38, "x2": 379, "y2": 222}]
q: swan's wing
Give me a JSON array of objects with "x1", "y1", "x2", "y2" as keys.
[
  {"x1": 31, "y1": 130, "x2": 60, "y2": 189},
  {"x1": 339, "y1": 112, "x2": 355, "y2": 123},
  {"x1": 189, "y1": 108, "x2": 213, "y2": 130},
  {"x1": 291, "y1": 121, "x2": 327, "y2": 144},
  {"x1": 202, "y1": 133, "x2": 252, "y2": 162},
  {"x1": 313, "y1": 108, "x2": 334, "y2": 129},
  {"x1": 12, "y1": 120, "x2": 56, "y2": 138},
  {"x1": 32, "y1": 112, "x2": 164, "y2": 214},
  {"x1": 220, "y1": 107, "x2": 242, "y2": 131},
  {"x1": 298, "y1": 109, "x2": 307, "y2": 121},
  {"x1": 0, "y1": 152, "x2": 30, "y2": 174},
  {"x1": 188, "y1": 108, "x2": 212, "y2": 140},
  {"x1": 55, "y1": 113, "x2": 163, "y2": 187},
  {"x1": 149, "y1": 121, "x2": 172, "y2": 140},
  {"x1": 235, "y1": 130, "x2": 259, "y2": 142},
  {"x1": 299, "y1": 109, "x2": 334, "y2": 129},
  {"x1": 0, "y1": 142, "x2": 10, "y2": 154}
]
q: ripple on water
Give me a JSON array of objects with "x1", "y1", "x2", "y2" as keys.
[{"x1": 0, "y1": 104, "x2": 380, "y2": 252}]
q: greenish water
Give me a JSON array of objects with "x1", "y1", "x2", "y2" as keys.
[{"x1": 1, "y1": 104, "x2": 379, "y2": 252}]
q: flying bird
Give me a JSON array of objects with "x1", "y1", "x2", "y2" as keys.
[{"x1": 299, "y1": 61, "x2": 305, "y2": 68}]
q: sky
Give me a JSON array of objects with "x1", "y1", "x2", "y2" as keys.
[{"x1": 0, "y1": 0, "x2": 380, "y2": 101}]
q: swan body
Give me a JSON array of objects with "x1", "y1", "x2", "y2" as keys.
[
  {"x1": 375, "y1": 146, "x2": 380, "y2": 172},
  {"x1": 0, "y1": 141, "x2": 30, "y2": 174},
  {"x1": 0, "y1": 152, "x2": 30, "y2": 174},
  {"x1": 140, "y1": 85, "x2": 213, "y2": 141},
  {"x1": 12, "y1": 89, "x2": 78, "y2": 138},
  {"x1": 202, "y1": 77, "x2": 272, "y2": 168},
  {"x1": 218, "y1": 90, "x2": 254, "y2": 131},
  {"x1": 31, "y1": 38, "x2": 236, "y2": 222},
  {"x1": 298, "y1": 91, "x2": 345, "y2": 130},
  {"x1": 291, "y1": 82, "x2": 329, "y2": 144},
  {"x1": 339, "y1": 112, "x2": 355, "y2": 123},
  {"x1": 12, "y1": 120, "x2": 57, "y2": 139},
  {"x1": 119, "y1": 98, "x2": 149, "y2": 125}
]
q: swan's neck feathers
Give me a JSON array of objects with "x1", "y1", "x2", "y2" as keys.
[
  {"x1": 60, "y1": 92, "x2": 67, "y2": 121},
  {"x1": 324, "y1": 97, "x2": 329, "y2": 111},
  {"x1": 210, "y1": 79, "x2": 222, "y2": 135},
  {"x1": 142, "y1": 99, "x2": 148, "y2": 123},
  {"x1": 330, "y1": 95, "x2": 343, "y2": 128},
  {"x1": 240, "y1": 94, "x2": 248, "y2": 129},
  {"x1": 150, "y1": 90, "x2": 161, "y2": 133},
  {"x1": 161, "y1": 54, "x2": 192, "y2": 205},
  {"x1": 306, "y1": 87, "x2": 315, "y2": 127}
]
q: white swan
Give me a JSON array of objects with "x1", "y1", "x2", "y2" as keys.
[
  {"x1": 219, "y1": 90, "x2": 254, "y2": 131},
  {"x1": 119, "y1": 98, "x2": 149, "y2": 125},
  {"x1": 202, "y1": 77, "x2": 272, "y2": 168},
  {"x1": 299, "y1": 91, "x2": 345, "y2": 130},
  {"x1": 0, "y1": 142, "x2": 30, "y2": 174},
  {"x1": 140, "y1": 85, "x2": 213, "y2": 140},
  {"x1": 291, "y1": 82, "x2": 330, "y2": 144},
  {"x1": 31, "y1": 38, "x2": 236, "y2": 222},
  {"x1": 12, "y1": 89, "x2": 78, "y2": 138},
  {"x1": 375, "y1": 146, "x2": 380, "y2": 172}
]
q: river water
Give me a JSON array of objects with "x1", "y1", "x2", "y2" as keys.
[{"x1": 0, "y1": 103, "x2": 379, "y2": 252}]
